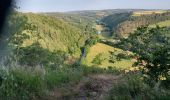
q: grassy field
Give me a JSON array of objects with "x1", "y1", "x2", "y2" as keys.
[
  {"x1": 84, "y1": 43, "x2": 134, "y2": 70},
  {"x1": 149, "y1": 20, "x2": 170, "y2": 27},
  {"x1": 133, "y1": 10, "x2": 167, "y2": 16}
]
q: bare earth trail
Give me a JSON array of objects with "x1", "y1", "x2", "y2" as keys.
[{"x1": 46, "y1": 74, "x2": 122, "y2": 100}]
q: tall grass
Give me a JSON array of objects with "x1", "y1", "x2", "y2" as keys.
[
  {"x1": 0, "y1": 59, "x2": 112, "y2": 100},
  {"x1": 1, "y1": 58, "x2": 169, "y2": 100},
  {"x1": 0, "y1": 63, "x2": 45, "y2": 100},
  {"x1": 108, "y1": 73, "x2": 170, "y2": 100}
]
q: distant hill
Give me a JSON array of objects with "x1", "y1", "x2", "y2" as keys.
[
  {"x1": 100, "y1": 10, "x2": 170, "y2": 37},
  {"x1": 45, "y1": 9, "x2": 157, "y2": 38},
  {"x1": 49, "y1": 9, "x2": 170, "y2": 38},
  {"x1": 100, "y1": 12, "x2": 132, "y2": 30}
]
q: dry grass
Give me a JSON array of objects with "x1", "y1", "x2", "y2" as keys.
[
  {"x1": 133, "y1": 10, "x2": 167, "y2": 16},
  {"x1": 95, "y1": 25, "x2": 104, "y2": 31}
]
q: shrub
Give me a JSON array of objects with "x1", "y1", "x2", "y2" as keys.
[
  {"x1": 85, "y1": 36, "x2": 99, "y2": 46},
  {"x1": 108, "y1": 74, "x2": 170, "y2": 100},
  {"x1": 92, "y1": 53, "x2": 104, "y2": 65}
]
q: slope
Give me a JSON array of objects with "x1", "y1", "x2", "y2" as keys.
[
  {"x1": 8, "y1": 12, "x2": 95, "y2": 56},
  {"x1": 84, "y1": 43, "x2": 135, "y2": 70},
  {"x1": 100, "y1": 10, "x2": 170, "y2": 37}
]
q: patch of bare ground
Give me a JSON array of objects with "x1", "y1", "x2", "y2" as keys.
[{"x1": 45, "y1": 74, "x2": 122, "y2": 100}]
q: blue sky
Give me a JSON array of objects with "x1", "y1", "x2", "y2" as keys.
[{"x1": 17, "y1": 0, "x2": 170, "y2": 12}]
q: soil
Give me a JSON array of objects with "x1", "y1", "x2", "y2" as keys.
[{"x1": 46, "y1": 74, "x2": 121, "y2": 100}]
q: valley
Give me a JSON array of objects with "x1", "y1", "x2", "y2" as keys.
[{"x1": 1, "y1": 9, "x2": 170, "y2": 99}]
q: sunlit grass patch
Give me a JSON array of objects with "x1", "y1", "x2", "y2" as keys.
[
  {"x1": 149, "y1": 20, "x2": 170, "y2": 28},
  {"x1": 133, "y1": 10, "x2": 167, "y2": 16},
  {"x1": 84, "y1": 43, "x2": 134, "y2": 69}
]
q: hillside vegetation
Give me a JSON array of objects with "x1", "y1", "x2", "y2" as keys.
[
  {"x1": 100, "y1": 11, "x2": 170, "y2": 37},
  {"x1": 8, "y1": 12, "x2": 96, "y2": 57},
  {"x1": 0, "y1": 9, "x2": 170, "y2": 100}
]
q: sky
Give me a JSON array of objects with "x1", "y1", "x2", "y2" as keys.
[{"x1": 17, "y1": 0, "x2": 170, "y2": 12}]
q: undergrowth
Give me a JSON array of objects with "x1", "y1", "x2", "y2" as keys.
[
  {"x1": 108, "y1": 73, "x2": 170, "y2": 100},
  {"x1": 0, "y1": 61, "x2": 120, "y2": 100}
]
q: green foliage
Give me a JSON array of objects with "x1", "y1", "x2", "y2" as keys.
[
  {"x1": 0, "y1": 61, "x2": 121, "y2": 100},
  {"x1": 8, "y1": 12, "x2": 95, "y2": 56},
  {"x1": 84, "y1": 45, "x2": 90, "y2": 56},
  {"x1": 45, "y1": 65, "x2": 83, "y2": 89},
  {"x1": 116, "y1": 12, "x2": 170, "y2": 37},
  {"x1": 118, "y1": 26, "x2": 170, "y2": 88},
  {"x1": 82, "y1": 36, "x2": 99, "y2": 58},
  {"x1": 16, "y1": 43, "x2": 66, "y2": 68},
  {"x1": 85, "y1": 36, "x2": 99, "y2": 46},
  {"x1": 100, "y1": 11, "x2": 170, "y2": 37},
  {"x1": 3, "y1": 10, "x2": 170, "y2": 100},
  {"x1": 101, "y1": 12, "x2": 131, "y2": 29},
  {"x1": 92, "y1": 53, "x2": 104, "y2": 65},
  {"x1": 116, "y1": 52, "x2": 130, "y2": 61},
  {"x1": 0, "y1": 68, "x2": 44, "y2": 100},
  {"x1": 140, "y1": 45, "x2": 170, "y2": 88},
  {"x1": 108, "y1": 74, "x2": 170, "y2": 100},
  {"x1": 0, "y1": 62, "x2": 84, "y2": 100},
  {"x1": 109, "y1": 51, "x2": 133, "y2": 63},
  {"x1": 109, "y1": 55, "x2": 116, "y2": 64}
]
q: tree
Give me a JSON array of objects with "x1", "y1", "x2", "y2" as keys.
[
  {"x1": 119, "y1": 26, "x2": 170, "y2": 89},
  {"x1": 85, "y1": 36, "x2": 99, "y2": 46},
  {"x1": 17, "y1": 43, "x2": 66, "y2": 68}
]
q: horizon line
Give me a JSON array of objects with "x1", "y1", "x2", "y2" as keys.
[{"x1": 17, "y1": 8, "x2": 170, "y2": 13}]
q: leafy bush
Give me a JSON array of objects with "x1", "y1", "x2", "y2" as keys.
[
  {"x1": 116, "y1": 53, "x2": 127, "y2": 61},
  {"x1": 85, "y1": 36, "x2": 99, "y2": 46},
  {"x1": 92, "y1": 53, "x2": 104, "y2": 65}
]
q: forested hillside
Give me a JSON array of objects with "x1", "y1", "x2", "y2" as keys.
[
  {"x1": 100, "y1": 12, "x2": 132, "y2": 30},
  {"x1": 116, "y1": 12, "x2": 170, "y2": 37},
  {"x1": 100, "y1": 11, "x2": 170, "y2": 37},
  {"x1": 45, "y1": 9, "x2": 142, "y2": 31},
  {"x1": 8, "y1": 12, "x2": 96, "y2": 56}
]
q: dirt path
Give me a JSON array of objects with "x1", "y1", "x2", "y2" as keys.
[{"x1": 47, "y1": 74, "x2": 121, "y2": 100}]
